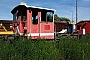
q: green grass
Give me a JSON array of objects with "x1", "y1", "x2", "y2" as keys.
[
  {"x1": 0, "y1": 36, "x2": 90, "y2": 60},
  {"x1": 0, "y1": 37, "x2": 59, "y2": 60},
  {"x1": 56, "y1": 36, "x2": 90, "y2": 60}
]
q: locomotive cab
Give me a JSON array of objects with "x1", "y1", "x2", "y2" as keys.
[
  {"x1": 11, "y1": 2, "x2": 56, "y2": 39},
  {"x1": 13, "y1": 7, "x2": 27, "y2": 22}
]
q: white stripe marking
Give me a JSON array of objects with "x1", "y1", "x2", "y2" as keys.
[
  {"x1": 40, "y1": 33, "x2": 54, "y2": 36},
  {"x1": 25, "y1": 33, "x2": 54, "y2": 36}
]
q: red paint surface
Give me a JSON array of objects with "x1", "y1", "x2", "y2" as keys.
[
  {"x1": 20, "y1": 21, "x2": 23, "y2": 33},
  {"x1": 27, "y1": 10, "x2": 31, "y2": 33},
  {"x1": 76, "y1": 21, "x2": 90, "y2": 34},
  {"x1": 40, "y1": 22, "x2": 54, "y2": 33},
  {"x1": 40, "y1": 36, "x2": 54, "y2": 39},
  {"x1": 77, "y1": 30, "x2": 82, "y2": 34},
  {"x1": 44, "y1": 25, "x2": 50, "y2": 30},
  {"x1": 31, "y1": 36, "x2": 54, "y2": 39},
  {"x1": 38, "y1": 12, "x2": 40, "y2": 33},
  {"x1": 32, "y1": 36, "x2": 39, "y2": 39},
  {"x1": 31, "y1": 24, "x2": 39, "y2": 33}
]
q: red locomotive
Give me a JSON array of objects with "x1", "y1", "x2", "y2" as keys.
[
  {"x1": 1, "y1": 2, "x2": 88, "y2": 40},
  {"x1": 11, "y1": 2, "x2": 56, "y2": 39}
]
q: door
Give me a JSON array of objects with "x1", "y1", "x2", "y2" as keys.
[{"x1": 31, "y1": 11, "x2": 40, "y2": 39}]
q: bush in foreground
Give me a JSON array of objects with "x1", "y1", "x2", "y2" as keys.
[
  {"x1": 0, "y1": 37, "x2": 59, "y2": 60},
  {"x1": 57, "y1": 36, "x2": 90, "y2": 60},
  {"x1": 0, "y1": 36, "x2": 90, "y2": 60}
]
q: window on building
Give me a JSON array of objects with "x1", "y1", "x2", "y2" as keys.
[{"x1": 32, "y1": 11, "x2": 38, "y2": 24}]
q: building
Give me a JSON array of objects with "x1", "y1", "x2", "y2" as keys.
[{"x1": 76, "y1": 20, "x2": 90, "y2": 34}]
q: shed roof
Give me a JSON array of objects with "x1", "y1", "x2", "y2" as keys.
[{"x1": 54, "y1": 20, "x2": 68, "y2": 23}]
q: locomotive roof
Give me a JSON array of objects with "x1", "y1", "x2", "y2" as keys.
[
  {"x1": 11, "y1": 2, "x2": 56, "y2": 14},
  {"x1": 26, "y1": 5, "x2": 56, "y2": 12}
]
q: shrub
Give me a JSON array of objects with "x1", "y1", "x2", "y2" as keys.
[
  {"x1": 0, "y1": 36, "x2": 90, "y2": 60},
  {"x1": 0, "y1": 38, "x2": 59, "y2": 60},
  {"x1": 57, "y1": 36, "x2": 90, "y2": 60}
]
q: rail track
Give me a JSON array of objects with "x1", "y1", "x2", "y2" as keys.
[{"x1": 54, "y1": 33, "x2": 89, "y2": 40}]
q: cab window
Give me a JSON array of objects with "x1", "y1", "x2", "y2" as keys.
[
  {"x1": 47, "y1": 12, "x2": 53, "y2": 22},
  {"x1": 13, "y1": 13, "x2": 17, "y2": 22},
  {"x1": 41, "y1": 11, "x2": 53, "y2": 22},
  {"x1": 32, "y1": 11, "x2": 38, "y2": 24}
]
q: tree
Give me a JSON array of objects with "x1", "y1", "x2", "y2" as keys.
[
  {"x1": 60, "y1": 17, "x2": 70, "y2": 22},
  {"x1": 54, "y1": 14, "x2": 60, "y2": 20},
  {"x1": 54, "y1": 14, "x2": 70, "y2": 22}
]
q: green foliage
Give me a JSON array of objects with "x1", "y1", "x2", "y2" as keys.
[
  {"x1": 54, "y1": 14, "x2": 60, "y2": 20},
  {"x1": 56, "y1": 36, "x2": 90, "y2": 60},
  {"x1": 0, "y1": 37, "x2": 59, "y2": 60},
  {"x1": 0, "y1": 36, "x2": 90, "y2": 60},
  {"x1": 54, "y1": 14, "x2": 70, "y2": 22}
]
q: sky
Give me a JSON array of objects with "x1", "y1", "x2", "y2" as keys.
[{"x1": 0, "y1": 0, "x2": 90, "y2": 22}]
